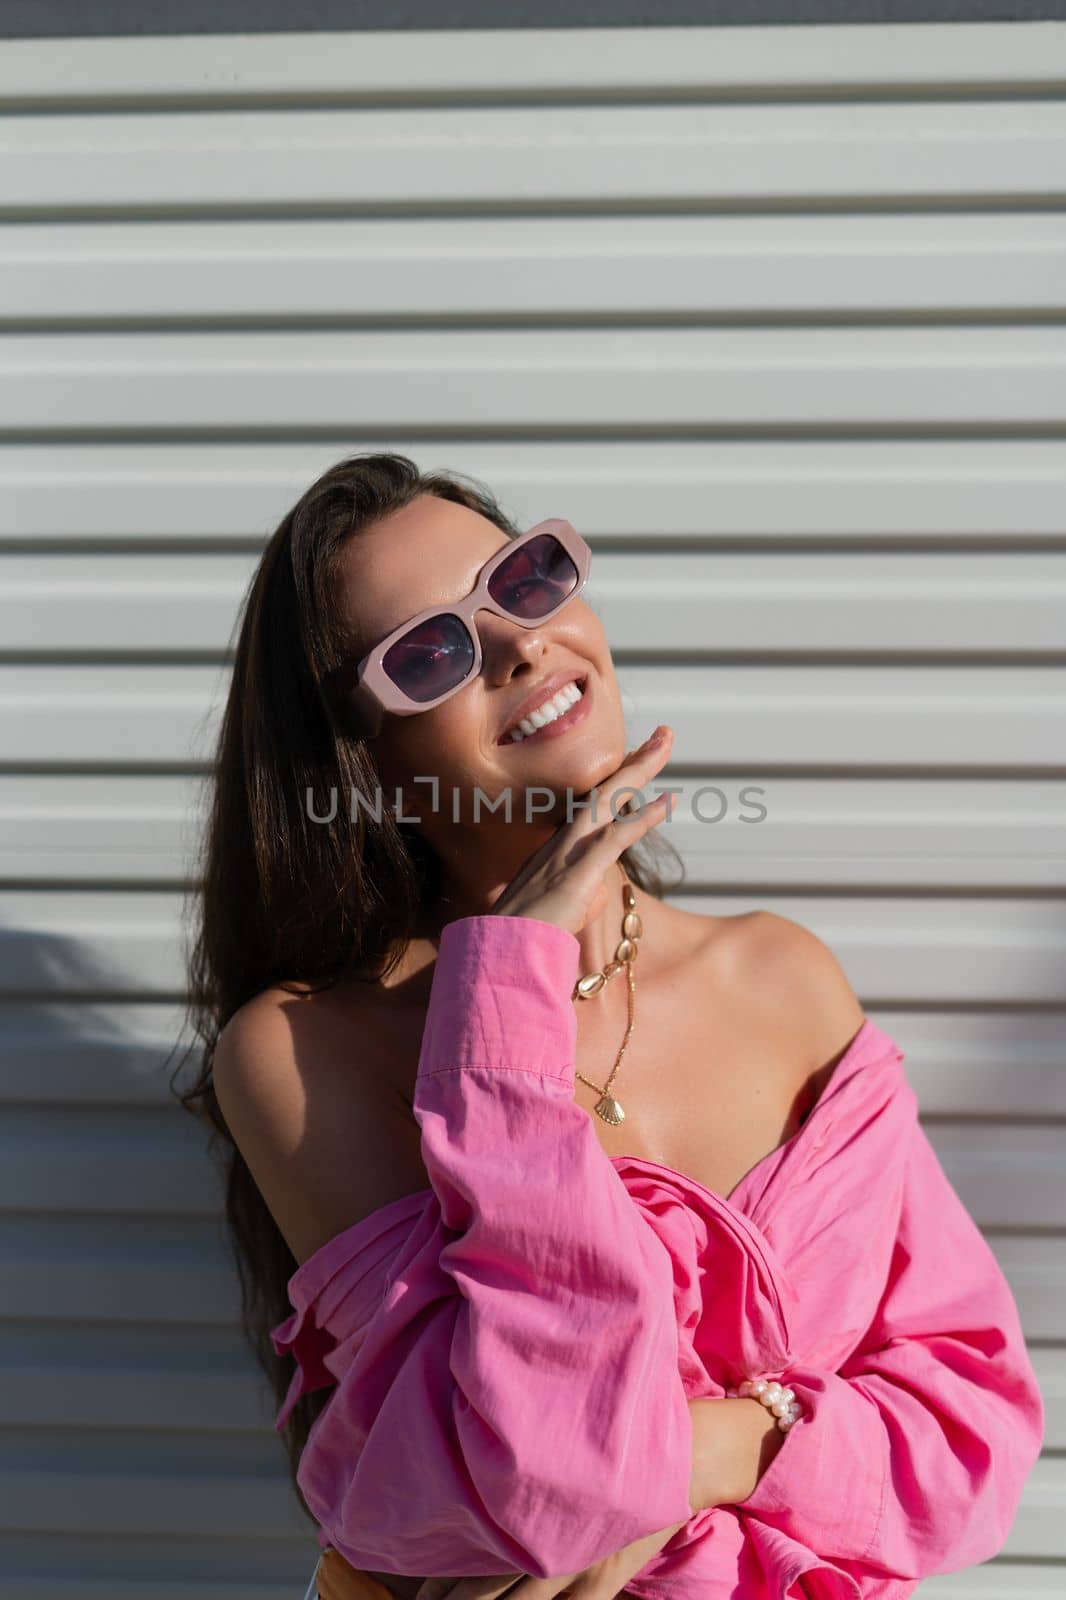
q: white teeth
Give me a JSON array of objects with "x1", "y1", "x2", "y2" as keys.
[{"x1": 505, "y1": 679, "x2": 583, "y2": 743}]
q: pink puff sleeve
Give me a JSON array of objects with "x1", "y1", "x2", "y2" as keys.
[
  {"x1": 293, "y1": 913, "x2": 694, "y2": 1579},
  {"x1": 736, "y1": 1120, "x2": 1045, "y2": 1583}
]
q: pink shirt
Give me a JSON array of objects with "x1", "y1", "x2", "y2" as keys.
[{"x1": 270, "y1": 914, "x2": 1044, "y2": 1600}]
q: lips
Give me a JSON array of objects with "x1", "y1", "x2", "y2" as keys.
[{"x1": 497, "y1": 670, "x2": 588, "y2": 744}]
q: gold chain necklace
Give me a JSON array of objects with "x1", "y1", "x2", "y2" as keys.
[{"x1": 572, "y1": 865, "x2": 643, "y2": 1126}]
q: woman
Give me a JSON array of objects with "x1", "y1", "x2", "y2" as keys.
[{"x1": 179, "y1": 451, "x2": 1043, "y2": 1600}]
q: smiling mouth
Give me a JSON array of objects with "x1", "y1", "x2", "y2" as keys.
[{"x1": 501, "y1": 674, "x2": 589, "y2": 743}]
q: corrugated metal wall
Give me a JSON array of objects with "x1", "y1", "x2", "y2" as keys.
[{"x1": 1, "y1": 20, "x2": 1063, "y2": 1599}]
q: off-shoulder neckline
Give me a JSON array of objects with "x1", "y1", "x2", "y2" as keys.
[{"x1": 284, "y1": 1016, "x2": 895, "y2": 1303}]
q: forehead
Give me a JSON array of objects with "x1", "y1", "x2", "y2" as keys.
[{"x1": 333, "y1": 494, "x2": 511, "y2": 653}]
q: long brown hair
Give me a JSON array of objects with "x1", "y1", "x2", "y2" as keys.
[{"x1": 173, "y1": 451, "x2": 683, "y2": 1517}]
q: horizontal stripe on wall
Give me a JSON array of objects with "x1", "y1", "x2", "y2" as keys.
[
  {"x1": 4, "y1": 104, "x2": 1066, "y2": 214},
  {"x1": 2, "y1": 663, "x2": 1062, "y2": 767},
  {"x1": 7, "y1": 328, "x2": 1066, "y2": 431},
  {"x1": 2, "y1": 19, "x2": 1066, "y2": 97},
  {"x1": 2, "y1": 774, "x2": 1064, "y2": 887},
  {"x1": 2, "y1": 441, "x2": 1065, "y2": 545},
  {"x1": 3, "y1": 550, "x2": 1066, "y2": 654},
  {"x1": 5, "y1": 215, "x2": 1066, "y2": 322},
  {"x1": 2, "y1": 888, "x2": 1064, "y2": 1001}
]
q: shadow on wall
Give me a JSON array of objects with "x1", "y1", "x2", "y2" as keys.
[
  {"x1": 0, "y1": 922, "x2": 237, "y2": 1322},
  {"x1": 0, "y1": 921, "x2": 194, "y2": 1088},
  {"x1": 0, "y1": 923, "x2": 337, "y2": 1576}
]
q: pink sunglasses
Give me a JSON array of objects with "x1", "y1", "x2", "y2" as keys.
[{"x1": 324, "y1": 518, "x2": 592, "y2": 740}]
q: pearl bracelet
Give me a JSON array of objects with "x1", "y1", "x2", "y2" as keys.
[{"x1": 725, "y1": 1377, "x2": 804, "y2": 1433}]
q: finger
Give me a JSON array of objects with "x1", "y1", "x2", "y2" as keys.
[
  {"x1": 559, "y1": 729, "x2": 671, "y2": 840},
  {"x1": 589, "y1": 730, "x2": 674, "y2": 827},
  {"x1": 414, "y1": 1581, "x2": 457, "y2": 1600},
  {"x1": 440, "y1": 1577, "x2": 530, "y2": 1600},
  {"x1": 561, "y1": 785, "x2": 673, "y2": 884},
  {"x1": 506, "y1": 1577, "x2": 579, "y2": 1600},
  {"x1": 595, "y1": 787, "x2": 675, "y2": 850},
  {"x1": 517, "y1": 732, "x2": 670, "y2": 869}
]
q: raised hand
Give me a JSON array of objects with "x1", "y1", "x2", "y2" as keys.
[{"x1": 491, "y1": 725, "x2": 676, "y2": 935}]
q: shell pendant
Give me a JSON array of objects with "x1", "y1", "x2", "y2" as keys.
[{"x1": 594, "y1": 1094, "x2": 625, "y2": 1126}]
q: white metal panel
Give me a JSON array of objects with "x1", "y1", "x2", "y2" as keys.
[
  {"x1": 0, "y1": 1323, "x2": 270, "y2": 1432},
  {"x1": 7, "y1": 327, "x2": 1066, "y2": 430},
  {"x1": 2, "y1": 774, "x2": 1064, "y2": 888},
  {"x1": 0, "y1": 776, "x2": 207, "y2": 882},
  {"x1": 2, "y1": 20, "x2": 1065, "y2": 100},
  {"x1": 3, "y1": 662, "x2": 1062, "y2": 766},
  {"x1": 5, "y1": 214, "x2": 1066, "y2": 319},
  {"x1": 0, "y1": 1002, "x2": 191, "y2": 1101},
  {"x1": 3, "y1": 888, "x2": 1065, "y2": 1004},
  {"x1": 4, "y1": 440, "x2": 1065, "y2": 544},
  {"x1": 0, "y1": 17, "x2": 1062, "y2": 1594},
  {"x1": 5, "y1": 101, "x2": 1066, "y2": 210},
  {"x1": 0, "y1": 1214, "x2": 235, "y2": 1324},
  {"x1": 4, "y1": 549, "x2": 1066, "y2": 654},
  {"x1": 0, "y1": 1582, "x2": 301, "y2": 1600},
  {"x1": 860, "y1": 1571, "x2": 1066, "y2": 1600},
  {"x1": 0, "y1": 1457, "x2": 309, "y2": 1539},
  {"x1": 0, "y1": 555, "x2": 253, "y2": 653},
  {"x1": 0, "y1": 1105, "x2": 217, "y2": 1215}
]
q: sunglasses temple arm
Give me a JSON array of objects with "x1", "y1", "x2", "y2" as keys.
[
  {"x1": 344, "y1": 678, "x2": 384, "y2": 741},
  {"x1": 323, "y1": 659, "x2": 383, "y2": 742}
]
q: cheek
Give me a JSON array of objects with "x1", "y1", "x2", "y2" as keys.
[
  {"x1": 435, "y1": 695, "x2": 493, "y2": 776},
  {"x1": 381, "y1": 696, "x2": 483, "y2": 785},
  {"x1": 568, "y1": 598, "x2": 609, "y2": 648}
]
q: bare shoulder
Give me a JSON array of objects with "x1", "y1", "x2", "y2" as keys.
[
  {"x1": 730, "y1": 909, "x2": 868, "y2": 1075},
  {"x1": 213, "y1": 978, "x2": 426, "y2": 1268},
  {"x1": 678, "y1": 906, "x2": 867, "y2": 1115}
]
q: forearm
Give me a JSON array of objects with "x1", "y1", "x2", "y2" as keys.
[
  {"x1": 688, "y1": 1396, "x2": 785, "y2": 1512},
  {"x1": 302, "y1": 913, "x2": 695, "y2": 1578}
]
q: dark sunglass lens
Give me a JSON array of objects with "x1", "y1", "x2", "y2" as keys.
[
  {"x1": 488, "y1": 533, "x2": 580, "y2": 621},
  {"x1": 382, "y1": 613, "x2": 475, "y2": 703}
]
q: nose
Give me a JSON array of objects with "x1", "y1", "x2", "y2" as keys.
[{"x1": 473, "y1": 606, "x2": 550, "y2": 683}]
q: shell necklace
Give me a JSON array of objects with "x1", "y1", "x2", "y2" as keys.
[{"x1": 572, "y1": 866, "x2": 643, "y2": 1126}]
